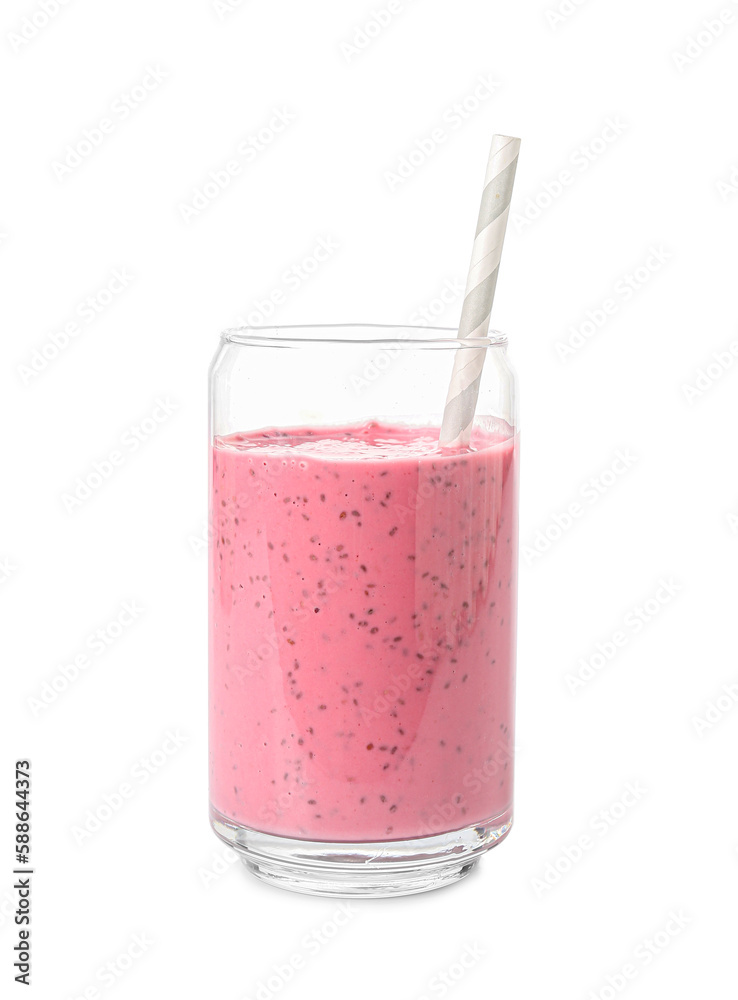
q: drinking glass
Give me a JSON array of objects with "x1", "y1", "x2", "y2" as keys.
[{"x1": 209, "y1": 324, "x2": 519, "y2": 897}]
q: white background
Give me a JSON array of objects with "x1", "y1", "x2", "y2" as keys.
[{"x1": 3, "y1": 0, "x2": 738, "y2": 997}]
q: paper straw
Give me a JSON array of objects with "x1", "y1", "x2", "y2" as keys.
[{"x1": 439, "y1": 134, "x2": 520, "y2": 447}]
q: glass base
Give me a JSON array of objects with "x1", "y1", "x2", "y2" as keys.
[{"x1": 210, "y1": 804, "x2": 512, "y2": 898}]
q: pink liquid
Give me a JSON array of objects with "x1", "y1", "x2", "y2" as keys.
[{"x1": 209, "y1": 422, "x2": 518, "y2": 842}]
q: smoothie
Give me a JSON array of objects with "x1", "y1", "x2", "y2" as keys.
[{"x1": 209, "y1": 422, "x2": 517, "y2": 842}]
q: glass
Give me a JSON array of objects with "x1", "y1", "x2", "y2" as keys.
[{"x1": 209, "y1": 325, "x2": 519, "y2": 897}]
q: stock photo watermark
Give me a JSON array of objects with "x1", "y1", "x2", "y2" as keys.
[
  {"x1": 544, "y1": 0, "x2": 592, "y2": 30},
  {"x1": 565, "y1": 577, "x2": 682, "y2": 695},
  {"x1": 211, "y1": 0, "x2": 248, "y2": 19},
  {"x1": 240, "y1": 903, "x2": 357, "y2": 1000},
  {"x1": 0, "y1": 557, "x2": 18, "y2": 586},
  {"x1": 51, "y1": 67, "x2": 169, "y2": 180},
  {"x1": 7, "y1": 0, "x2": 72, "y2": 52},
  {"x1": 512, "y1": 117, "x2": 627, "y2": 233},
  {"x1": 353, "y1": 581, "x2": 505, "y2": 731},
  {"x1": 522, "y1": 449, "x2": 637, "y2": 566},
  {"x1": 61, "y1": 397, "x2": 177, "y2": 512},
  {"x1": 71, "y1": 731, "x2": 188, "y2": 846},
  {"x1": 188, "y1": 517, "x2": 213, "y2": 556},
  {"x1": 418, "y1": 740, "x2": 515, "y2": 837},
  {"x1": 357, "y1": 658, "x2": 438, "y2": 724},
  {"x1": 383, "y1": 74, "x2": 501, "y2": 191},
  {"x1": 178, "y1": 107, "x2": 296, "y2": 222},
  {"x1": 339, "y1": 0, "x2": 418, "y2": 63},
  {"x1": 414, "y1": 944, "x2": 487, "y2": 1000},
  {"x1": 727, "y1": 501, "x2": 738, "y2": 534},
  {"x1": 66, "y1": 932, "x2": 154, "y2": 1000},
  {"x1": 223, "y1": 558, "x2": 350, "y2": 691},
  {"x1": 672, "y1": 2, "x2": 738, "y2": 72},
  {"x1": 17, "y1": 268, "x2": 134, "y2": 385},
  {"x1": 691, "y1": 680, "x2": 738, "y2": 736},
  {"x1": 680, "y1": 339, "x2": 738, "y2": 403},
  {"x1": 197, "y1": 843, "x2": 240, "y2": 889},
  {"x1": 716, "y1": 160, "x2": 738, "y2": 201},
  {"x1": 231, "y1": 235, "x2": 339, "y2": 326},
  {"x1": 531, "y1": 782, "x2": 647, "y2": 897},
  {"x1": 27, "y1": 600, "x2": 144, "y2": 717},
  {"x1": 555, "y1": 246, "x2": 671, "y2": 361},
  {"x1": 584, "y1": 911, "x2": 691, "y2": 1000},
  {"x1": 349, "y1": 277, "x2": 464, "y2": 393},
  {"x1": 407, "y1": 277, "x2": 464, "y2": 326}
]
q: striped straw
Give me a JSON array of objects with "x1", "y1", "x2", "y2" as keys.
[{"x1": 439, "y1": 134, "x2": 520, "y2": 447}]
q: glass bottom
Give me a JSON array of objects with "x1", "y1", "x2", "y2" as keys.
[{"x1": 210, "y1": 804, "x2": 512, "y2": 898}]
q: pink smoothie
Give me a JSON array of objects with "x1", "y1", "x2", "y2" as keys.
[{"x1": 209, "y1": 422, "x2": 518, "y2": 842}]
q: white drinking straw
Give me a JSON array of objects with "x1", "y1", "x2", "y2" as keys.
[{"x1": 439, "y1": 134, "x2": 521, "y2": 447}]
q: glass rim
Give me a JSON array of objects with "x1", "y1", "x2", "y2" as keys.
[{"x1": 220, "y1": 323, "x2": 508, "y2": 349}]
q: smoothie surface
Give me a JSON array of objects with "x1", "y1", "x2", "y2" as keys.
[{"x1": 210, "y1": 422, "x2": 518, "y2": 841}]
